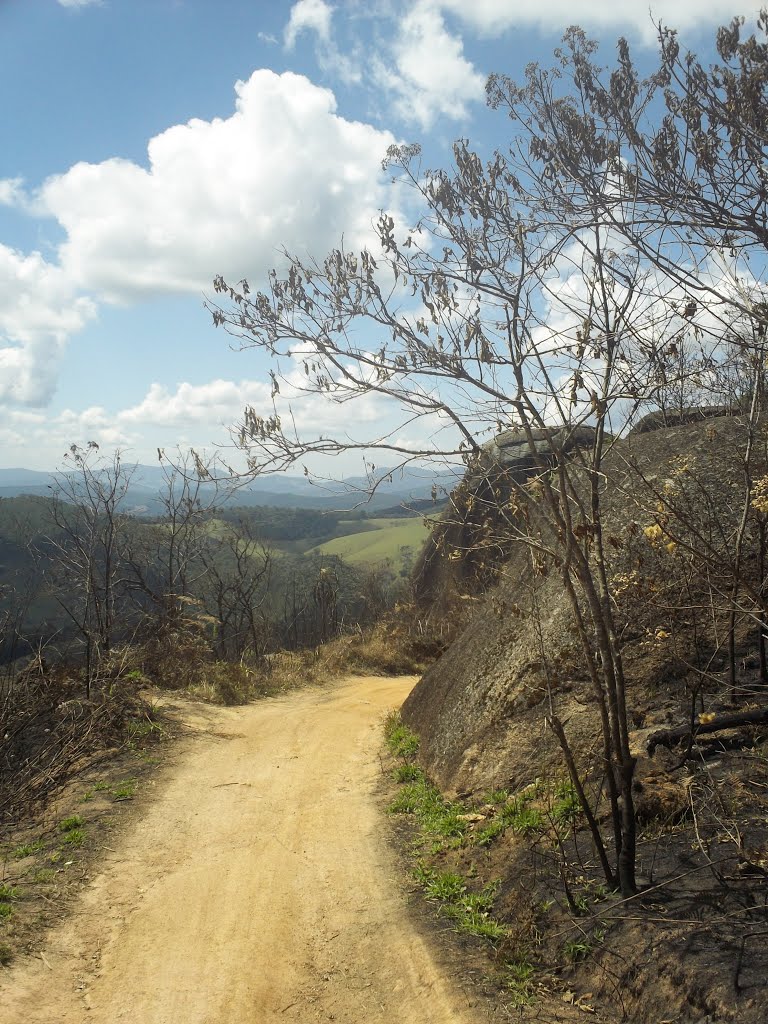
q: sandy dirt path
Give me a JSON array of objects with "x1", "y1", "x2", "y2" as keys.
[{"x1": 1, "y1": 676, "x2": 486, "y2": 1024}]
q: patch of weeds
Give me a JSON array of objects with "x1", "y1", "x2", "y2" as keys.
[
  {"x1": 93, "y1": 781, "x2": 110, "y2": 792},
  {"x1": 124, "y1": 669, "x2": 147, "y2": 683},
  {"x1": 384, "y1": 712, "x2": 420, "y2": 761},
  {"x1": 474, "y1": 816, "x2": 507, "y2": 845},
  {"x1": 444, "y1": 903, "x2": 508, "y2": 940},
  {"x1": 424, "y1": 792, "x2": 465, "y2": 837},
  {"x1": 81, "y1": 790, "x2": 95, "y2": 802},
  {"x1": 550, "y1": 780, "x2": 581, "y2": 826},
  {"x1": 394, "y1": 762, "x2": 423, "y2": 783},
  {"x1": 501, "y1": 960, "x2": 537, "y2": 1007},
  {"x1": 415, "y1": 865, "x2": 506, "y2": 941},
  {"x1": 389, "y1": 779, "x2": 428, "y2": 814},
  {"x1": 12, "y1": 839, "x2": 44, "y2": 859},
  {"x1": 419, "y1": 867, "x2": 467, "y2": 902},
  {"x1": 389, "y1": 777, "x2": 467, "y2": 842},
  {"x1": 135, "y1": 753, "x2": 161, "y2": 766},
  {"x1": 476, "y1": 792, "x2": 545, "y2": 846},
  {"x1": 33, "y1": 869, "x2": 56, "y2": 884},
  {"x1": 112, "y1": 780, "x2": 137, "y2": 801},
  {"x1": 573, "y1": 880, "x2": 610, "y2": 914},
  {"x1": 0, "y1": 884, "x2": 20, "y2": 901},
  {"x1": 475, "y1": 778, "x2": 581, "y2": 847},
  {"x1": 484, "y1": 788, "x2": 510, "y2": 805},
  {"x1": 0, "y1": 942, "x2": 13, "y2": 966},
  {"x1": 564, "y1": 938, "x2": 592, "y2": 962},
  {"x1": 563, "y1": 926, "x2": 605, "y2": 964},
  {"x1": 127, "y1": 715, "x2": 165, "y2": 743},
  {"x1": 0, "y1": 903, "x2": 12, "y2": 920},
  {"x1": 61, "y1": 828, "x2": 86, "y2": 847},
  {"x1": 512, "y1": 805, "x2": 546, "y2": 836},
  {"x1": 59, "y1": 815, "x2": 85, "y2": 833},
  {"x1": 48, "y1": 851, "x2": 62, "y2": 864},
  {"x1": 387, "y1": 734, "x2": 543, "y2": 1005}
]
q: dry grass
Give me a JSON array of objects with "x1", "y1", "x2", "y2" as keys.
[{"x1": 260, "y1": 623, "x2": 433, "y2": 691}]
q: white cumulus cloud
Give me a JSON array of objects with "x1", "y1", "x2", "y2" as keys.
[
  {"x1": 0, "y1": 244, "x2": 96, "y2": 405},
  {"x1": 38, "y1": 70, "x2": 397, "y2": 303},
  {"x1": 375, "y1": 1, "x2": 485, "y2": 128},
  {"x1": 116, "y1": 371, "x2": 385, "y2": 434},
  {"x1": 117, "y1": 379, "x2": 272, "y2": 429}
]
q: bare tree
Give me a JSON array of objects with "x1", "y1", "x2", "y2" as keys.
[
  {"x1": 207, "y1": 157, "x2": 671, "y2": 896},
  {"x1": 124, "y1": 450, "x2": 229, "y2": 628},
  {"x1": 45, "y1": 444, "x2": 135, "y2": 694},
  {"x1": 206, "y1": 17, "x2": 768, "y2": 897},
  {"x1": 198, "y1": 518, "x2": 273, "y2": 662}
]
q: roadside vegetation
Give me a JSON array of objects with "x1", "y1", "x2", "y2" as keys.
[
  {"x1": 384, "y1": 713, "x2": 596, "y2": 1009},
  {"x1": 0, "y1": 690, "x2": 170, "y2": 969}
]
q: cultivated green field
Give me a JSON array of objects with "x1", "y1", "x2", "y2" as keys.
[{"x1": 306, "y1": 516, "x2": 431, "y2": 567}]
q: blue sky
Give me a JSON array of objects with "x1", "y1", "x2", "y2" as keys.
[{"x1": 0, "y1": 0, "x2": 759, "y2": 470}]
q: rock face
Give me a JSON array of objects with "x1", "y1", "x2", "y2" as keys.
[
  {"x1": 630, "y1": 404, "x2": 736, "y2": 435},
  {"x1": 412, "y1": 426, "x2": 597, "y2": 608},
  {"x1": 402, "y1": 414, "x2": 764, "y2": 796},
  {"x1": 473, "y1": 424, "x2": 597, "y2": 473}
]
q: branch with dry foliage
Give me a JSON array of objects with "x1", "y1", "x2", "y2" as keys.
[{"x1": 208, "y1": 17, "x2": 768, "y2": 898}]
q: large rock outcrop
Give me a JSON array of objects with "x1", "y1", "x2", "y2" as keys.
[
  {"x1": 412, "y1": 425, "x2": 597, "y2": 608},
  {"x1": 403, "y1": 414, "x2": 766, "y2": 796}
]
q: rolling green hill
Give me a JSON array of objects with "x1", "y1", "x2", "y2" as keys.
[{"x1": 305, "y1": 516, "x2": 432, "y2": 567}]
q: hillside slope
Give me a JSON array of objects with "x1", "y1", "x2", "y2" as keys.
[
  {"x1": 401, "y1": 415, "x2": 768, "y2": 1023},
  {"x1": 307, "y1": 516, "x2": 428, "y2": 566}
]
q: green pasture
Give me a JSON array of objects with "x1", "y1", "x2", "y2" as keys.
[{"x1": 306, "y1": 516, "x2": 431, "y2": 567}]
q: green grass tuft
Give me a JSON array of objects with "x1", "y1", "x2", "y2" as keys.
[
  {"x1": 61, "y1": 828, "x2": 86, "y2": 847},
  {"x1": 384, "y1": 712, "x2": 420, "y2": 761},
  {"x1": 484, "y1": 788, "x2": 510, "y2": 805},
  {"x1": 501, "y1": 960, "x2": 537, "y2": 1007},
  {"x1": 59, "y1": 815, "x2": 85, "y2": 832},
  {"x1": 12, "y1": 839, "x2": 44, "y2": 859},
  {"x1": 414, "y1": 865, "x2": 506, "y2": 941},
  {"x1": 112, "y1": 780, "x2": 137, "y2": 801},
  {"x1": 388, "y1": 777, "x2": 467, "y2": 838}
]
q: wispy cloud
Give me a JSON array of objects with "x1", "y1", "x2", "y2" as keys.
[
  {"x1": 57, "y1": 0, "x2": 103, "y2": 9},
  {"x1": 283, "y1": 0, "x2": 361, "y2": 83},
  {"x1": 284, "y1": 0, "x2": 333, "y2": 49},
  {"x1": 440, "y1": 0, "x2": 754, "y2": 42}
]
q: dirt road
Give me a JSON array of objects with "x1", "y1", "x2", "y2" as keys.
[{"x1": 1, "y1": 676, "x2": 486, "y2": 1024}]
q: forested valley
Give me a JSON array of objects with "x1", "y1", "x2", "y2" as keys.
[{"x1": 0, "y1": 446, "x2": 446, "y2": 827}]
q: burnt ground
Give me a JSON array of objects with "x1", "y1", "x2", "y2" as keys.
[
  {"x1": 386, "y1": 709, "x2": 768, "y2": 1023},
  {"x1": 0, "y1": 693, "x2": 180, "y2": 970}
]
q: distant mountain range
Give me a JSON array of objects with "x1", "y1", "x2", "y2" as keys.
[{"x1": 0, "y1": 463, "x2": 461, "y2": 514}]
